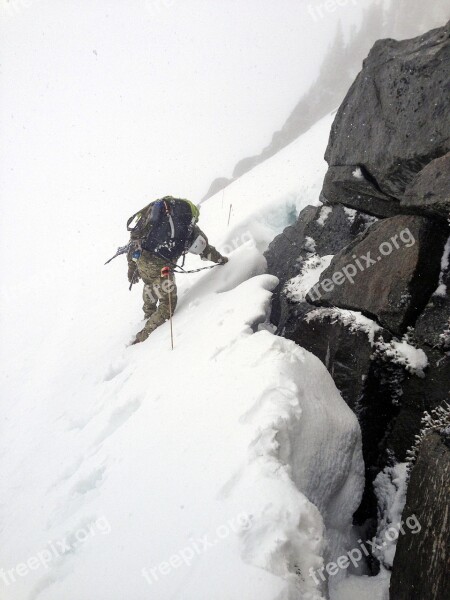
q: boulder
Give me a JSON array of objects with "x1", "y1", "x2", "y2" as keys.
[
  {"x1": 322, "y1": 165, "x2": 401, "y2": 218},
  {"x1": 323, "y1": 22, "x2": 450, "y2": 216},
  {"x1": 390, "y1": 432, "x2": 450, "y2": 600},
  {"x1": 307, "y1": 215, "x2": 448, "y2": 335},
  {"x1": 263, "y1": 23, "x2": 450, "y2": 579},
  {"x1": 283, "y1": 308, "x2": 388, "y2": 411},
  {"x1": 401, "y1": 152, "x2": 450, "y2": 219},
  {"x1": 265, "y1": 207, "x2": 317, "y2": 296},
  {"x1": 414, "y1": 239, "x2": 450, "y2": 350},
  {"x1": 282, "y1": 307, "x2": 402, "y2": 526},
  {"x1": 384, "y1": 349, "x2": 450, "y2": 461},
  {"x1": 265, "y1": 203, "x2": 376, "y2": 326}
]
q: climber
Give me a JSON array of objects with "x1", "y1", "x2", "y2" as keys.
[{"x1": 126, "y1": 196, "x2": 228, "y2": 345}]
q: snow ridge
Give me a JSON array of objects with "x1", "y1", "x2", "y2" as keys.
[{"x1": 1, "y1": 113, "x2": 365, "y2": 600}]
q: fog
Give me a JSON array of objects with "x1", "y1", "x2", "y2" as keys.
[
  {"x1": 0, "y1": 0, "x2": 364, "y2": 204},
  {"x1": 0, "y1": 0, "x2": 448, "y2": 294}
]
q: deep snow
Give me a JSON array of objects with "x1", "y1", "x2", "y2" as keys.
[{"x1": 0, "y1": 114, "x2": 386, "y2": 600}]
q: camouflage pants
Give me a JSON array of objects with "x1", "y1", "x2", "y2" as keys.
[
  {"x1": 135, "y1": 253, "x2": 177, "y2": 342},
  {"x1": 133, "y1": 229, "x2": 224, "y2": 342}
]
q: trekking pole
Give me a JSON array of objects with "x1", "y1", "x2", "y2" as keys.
[
  {"x1": 227, "y1": 203, "x2": 232, "y2": 227},
  {"x1": 161, "y1": 267, "x2": 174, "y2": 350}
]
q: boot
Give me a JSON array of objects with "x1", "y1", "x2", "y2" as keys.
[{"x1": 129, "y1": 329, "x2": 149, "y2": 346}]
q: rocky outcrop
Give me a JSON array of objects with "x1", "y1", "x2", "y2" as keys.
[
  {"x1": 384, "y1": 349, "x2": 450, "y2": 461},
  {"x1": 322, "y1": 165, "x2": 400, "y2": 218},
  {"x1": 390, "y1": 432, "x2": 450, "y2": 599},
  {"x1": 283, "y1": 309, "x2": 388, "y2": 411},
  {"x1": 381, "y1": 238, "x2": 450, "y2": 461},
  {"x1": 265, "y1": 22, "x2": 450, "y2": 585},
  {"x1": 323, "y1": 21, "x2": 450, "y2": 217},
  {"x1": 415, "y1": 243, "x2": 450, "y2": 350},
  {"x1": 202, "y1": 177, "x2": 233, "y2": 202},
  {"x1": 282, "y1": 308, "x2": 400, "y2": 526},
  {"x1": 307, "y1": 215, "x2": 448, "y2": 335},
  {"x1": 265, "y1": 204, "x2": 376, "y2": 328},
  {"x1": 401, "y1": 152, "x2": 450, "y2": 218}
]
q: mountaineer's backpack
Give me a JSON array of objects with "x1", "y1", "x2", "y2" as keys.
[{"x1": 127, "y1": 196, "x2": 200, "y2": 260}]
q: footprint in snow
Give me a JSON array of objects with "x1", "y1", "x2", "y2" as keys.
[
  {"x1": 103, "y1": 357, "x2": 127, "y2": 382},
  {"x1": 70, "y1": 465, "x2": 106, "y2": 495},
  {"x1": 47, "y1": 457, "x2": 85, "y2": 492},
  {"x1": 93, "y1": 398, "x2": 143, "y2": 445}
]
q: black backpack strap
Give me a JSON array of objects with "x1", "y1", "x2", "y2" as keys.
[{"x1": 127, "y1": 203, "x2": 153, "y2": 231}]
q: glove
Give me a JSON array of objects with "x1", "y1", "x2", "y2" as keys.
[
  {"x1": 128, "y1": 266, "x2": 140, "y2": 284},
  {"x1": 217, "y1": 256, "x2": 229, "y2": 265}
]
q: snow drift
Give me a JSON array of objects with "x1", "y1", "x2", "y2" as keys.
[{"x1": 1, "y1": 114, "x2": 365, "y2": 599}]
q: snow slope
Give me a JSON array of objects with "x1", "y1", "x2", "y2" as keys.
[{"x1": 0, "y1": 114, "x2": 365, "y2": 600}]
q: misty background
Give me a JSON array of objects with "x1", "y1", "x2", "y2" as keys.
[{"x1": 0, "y1": 0, "x2": 449, "y2": 356}]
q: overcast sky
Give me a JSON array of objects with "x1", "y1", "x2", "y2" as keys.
[
  {"x1": 0, "y1": 0, "x2": 386, "y2": 293},
  {"x1": 2, "y1": 0, "x2": 446, "y2": 338},
  {"x1": 0, "y1": 0, "x2": 371, "y2": 204}
]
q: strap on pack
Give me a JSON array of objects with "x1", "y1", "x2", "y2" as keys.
[{"x1": 127, "y1": 202, "x2": 153, "y2": 232}]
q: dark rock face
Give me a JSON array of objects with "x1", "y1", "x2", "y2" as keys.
[
  {"x1": 323, "y1": 22, "x2": 450, "y2": 215},
  {"x1": 385, "y1": 350, "x2": 450, "y2": 461},
  {"x1": 265, "y1": 203, "x2": 376, "y2": 327},
  {"x1": 401, "y1": 152, "x2": 450, "y2": 219},
  {"x1": 265, "y1": 205, "x2": 319, "y2": 327},
  {"x1": 390, "y1": 432, "x2": 450, "y2": 600},
  {"x1": 307, "y1": 215, "x2": 448, "y2": 335},
  {"x1": 264, "y1": 22, "x2": 450, "y2": 586},
  {"x1": 414, "y1": 243, "x2": 450, "y2": 350},
  {"x1": 282, "y1": 308, "x2": 403, "y2": 525},
  {"x1": 322, "y1": 165, "x2": 402, "y2": 218},
  {"x1": 283, "y1": 309, "x2": 386, "y2": 411},
  {"x1": 265, "y1": 207, "x2": 317, "y2": 297}
]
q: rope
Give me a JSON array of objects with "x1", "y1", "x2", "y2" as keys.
[
  {"x1": 158, "y1": 254, "x2": 220, "y2": 274},
  {"x1": 122, "y1": 239, "x2": 222, "y2": 275},
  {"x1": 145, "y1": 248, "x2": 221, "y2": 274},
  {"x1": 172, "y1": 263, "x2": 220, "y2": 274}
]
